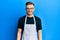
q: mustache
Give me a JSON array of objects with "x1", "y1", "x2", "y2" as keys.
[{"x1": 28, "y1": 11, "x2": 32, "y2": 12}]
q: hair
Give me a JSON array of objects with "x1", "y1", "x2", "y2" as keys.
[{"x1": 26, "y1": 2, "x2": 34, "y2": 6}]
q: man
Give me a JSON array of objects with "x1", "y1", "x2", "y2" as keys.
[{"x1": 17, "y1": 2, "x2": 42, "y2": 40}]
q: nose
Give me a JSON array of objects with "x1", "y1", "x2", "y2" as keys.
[{"x1": 29, "y1": 9, "x2": 32, "y2": 12}]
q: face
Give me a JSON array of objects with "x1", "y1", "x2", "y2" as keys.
[{"x1": 26, "y1": 4, "x2": 35, "y2": 15}]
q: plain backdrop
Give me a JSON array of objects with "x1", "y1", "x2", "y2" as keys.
[{"x1": 0, "y1": 0, "x2": 60, "y2": 40}]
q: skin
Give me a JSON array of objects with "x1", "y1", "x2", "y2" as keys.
[
  {"x1": 17, "y1": 4, "x2": 42, "y2": 40},
  {"x1": 26, "y1": 4, "x2": 34, "y2": 17}
]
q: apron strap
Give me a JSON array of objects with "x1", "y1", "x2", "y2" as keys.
[{"x1": 24, "y1": 15, "x2": 36, "y2": 25}]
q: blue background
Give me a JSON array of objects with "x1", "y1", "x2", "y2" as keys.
[{"x1": 0, "y1": 0, "x2": 60, "y2": 40}]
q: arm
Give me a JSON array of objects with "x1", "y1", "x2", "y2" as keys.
[
  {"x1": 17, "y1": 28, "x2": 22, "y2": 40},
  {"x1": 38, "y1": 30, "x2": 42, "y2": 40}
]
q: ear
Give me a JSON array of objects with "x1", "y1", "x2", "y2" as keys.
[{"x1": 34, "y1": 7, "x2": 35, "y2": 11}]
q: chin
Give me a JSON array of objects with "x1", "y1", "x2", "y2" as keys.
[
  {"x1": 28, "y1": 12, "x2": 33, "y2": 14},
  {"x1": 28, "y1": 13, "x2": 33, "y2": 15}
]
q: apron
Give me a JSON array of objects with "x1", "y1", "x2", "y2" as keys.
[{"x1": 22, "y1": 15, "x2": 38, "y2": 40}]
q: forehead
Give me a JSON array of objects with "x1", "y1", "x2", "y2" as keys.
[{"x1": 26, "y1": 4, "x2": 34, "y2": 8}]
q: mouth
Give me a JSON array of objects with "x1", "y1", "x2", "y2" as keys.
[{"x1": 28, "y1": 11, "x2": 32, "y2": 12}]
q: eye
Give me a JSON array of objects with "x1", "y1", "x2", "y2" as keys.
[{"x1": 26, "y1": 8, "x2": 34, "y2": 9}]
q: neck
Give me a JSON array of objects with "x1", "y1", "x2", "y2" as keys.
[{"x1": 27, "y1": 14, "x2": 34, "y2": 17}]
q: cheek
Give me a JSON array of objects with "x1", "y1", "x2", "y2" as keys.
[{"x1": 32, "y1": 10, "x2": 34, "y2": 12}]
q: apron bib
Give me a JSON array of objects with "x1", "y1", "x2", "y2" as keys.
[{"x1": 22, "y1": 15, "x2": 38, "y2": 40}]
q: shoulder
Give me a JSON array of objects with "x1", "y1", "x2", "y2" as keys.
[
  {"x1": 18, "y1": 15, "x2": 26, "y2": 22},
  {"x1": 34, "y1": 15, "x2": 41, "y2": 21}
]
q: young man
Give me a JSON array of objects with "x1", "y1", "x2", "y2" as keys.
[{"x1": 17, "y1": 2, "x2": 42, "y2": 40}]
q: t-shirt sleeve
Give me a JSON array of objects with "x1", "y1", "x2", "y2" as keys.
[
  {"x1": 18, "y1": 18, "x2": 23, "y2": 29},
  {"x1": 37, "y1": 18, "x2": 42, "y2": 30}
]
